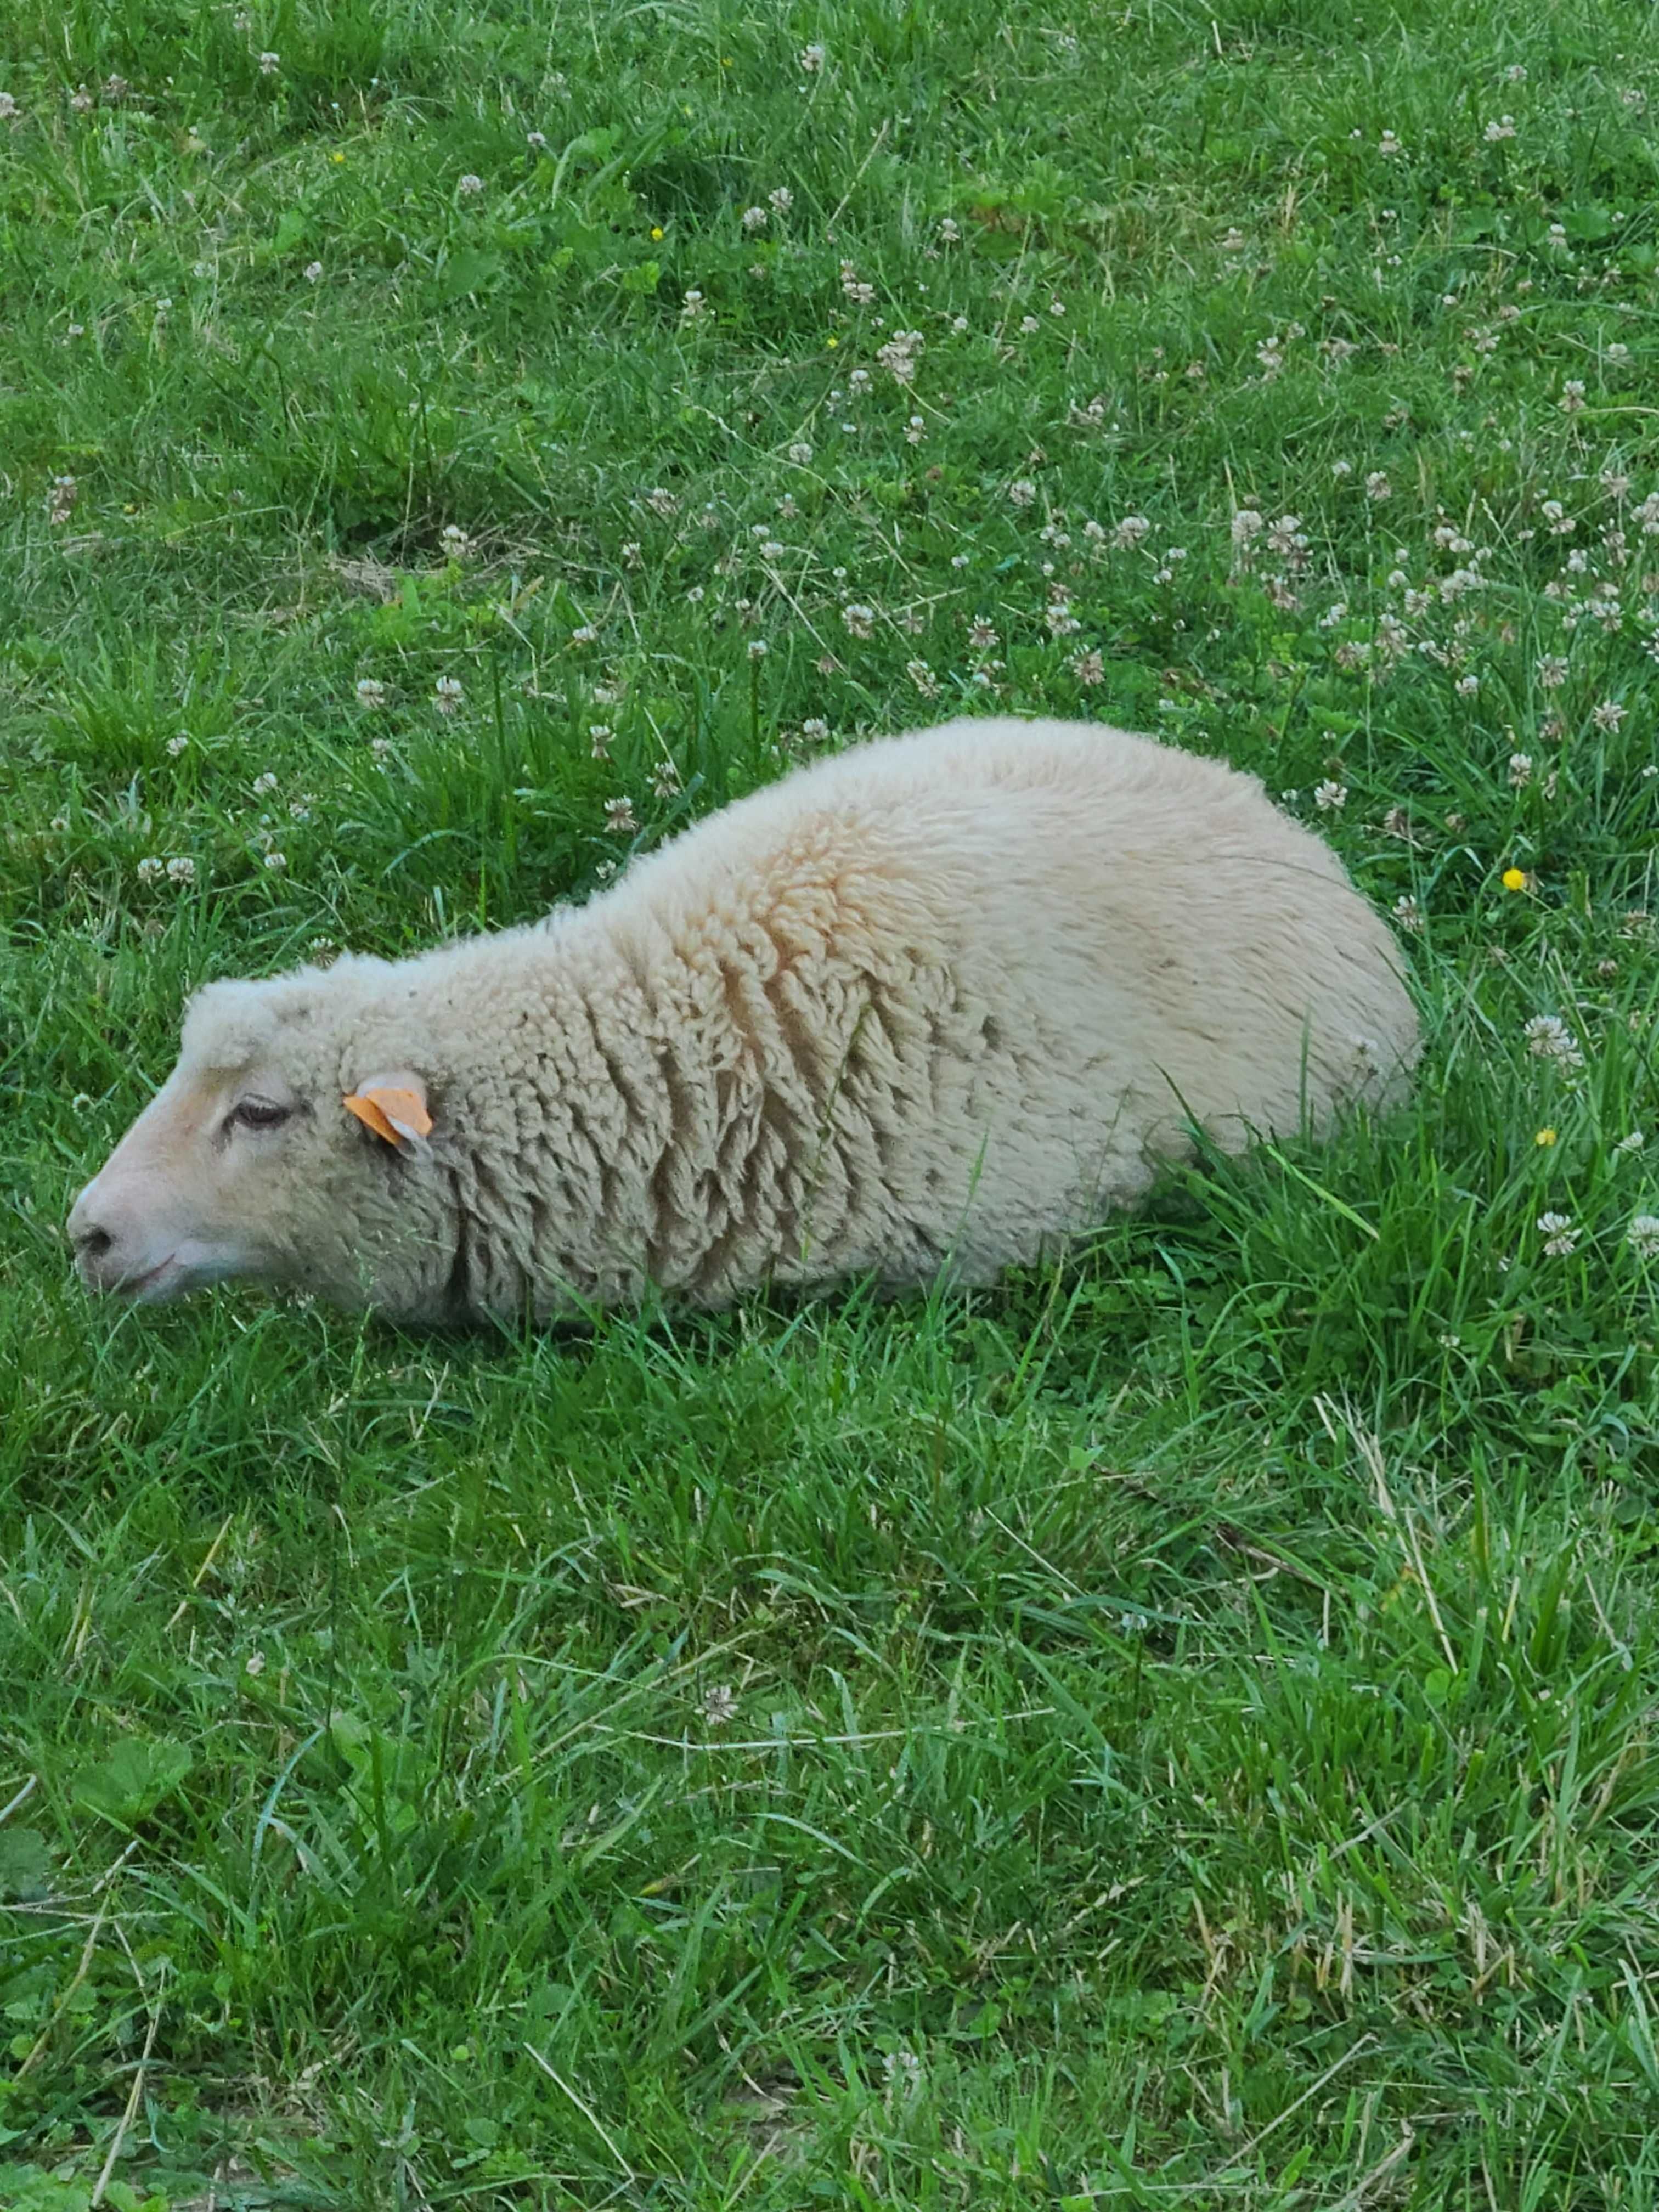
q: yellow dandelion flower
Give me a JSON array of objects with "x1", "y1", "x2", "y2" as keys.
[
  {"x1": 650, "y1": 225, "x2": 664, "y2": 240},
  {"x1": 331, "y1": 151, "x2": 346, "y2": 163},
  {"x1": 1534, "y1": 1127, "x2": 1558, "y2": 1147},
  {"x1": 1502, "y1": 866, "x2": 1527, "y2": 891},
  {"x1": 826, "y1": 334, "x2": 838, "y2": 348}
]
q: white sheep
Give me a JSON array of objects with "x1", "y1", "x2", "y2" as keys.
[{"x1": 69, "y1": 715, "x2": 1419, "y2": 1323}]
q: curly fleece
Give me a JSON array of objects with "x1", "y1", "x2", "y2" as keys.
[{"x1": 136, "y1": 716, "x2": 1421, "y2": 1321}]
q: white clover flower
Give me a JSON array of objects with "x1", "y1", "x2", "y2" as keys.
[
  {"x1": 166, "y1": 856, "x2": 196, "y2": 885},
  {"x1": 605, "y1": 795, "x2": 637, "y2": 836},
  {"x1": 434, "y1": 674, "x2": 464, "y2": 712},
  {"x1": 257, "y1": 51, "x2": 280, "y2": 75},
  {"x1": 801, "y1": 717, "x2": 829, "y2": 742},
  {"x1": 1627, "y1": 1214, "x2": 1659, "y2": 1259},
  {"x1": 1365, "y1": 471, "x2": 1392, "y2": 501},
  {"x1": 741, "y1": 205, "x2": 767, "y2": 231},
  {"x1": 798, "y1": 42, "x2": 826, "y2": 72},
  {"x1": 883, "y1": 2049, "x2": 923, "y2": 2096},
  {"x1": 769, "y1": 185, "x2": 793, "y2": 213},
  {"x1": 356, "y1": 678, "x2": 387, "y2": 708},
  {"x1": 264, "y1": 849, "x2": 287, "y2": 872},
  {"x1": 877, "y1": 329, "x2": 923, "y2": 385},
  {"x1": 1524, "y1": 1014, "x2": 1584, "y2": 1070},
  {"x1": 458, "y1": 173, "x2": 484, "y2": 195},
  {"x1": 589, "y1": 725, "x2": 613, "y2": 759},
  {"x1": 841, "y1": 603, "x2": 876, "y2": 639},
  {"x1": 1537, "y1": 1211, "x2": 1578, "y2": 1258},
  {"x1": 137, "y1": 856, "x2": 164, "y2": 884},
  {"x1": 1314, "y1": 780, "x2": 1348, "y2": 812}
]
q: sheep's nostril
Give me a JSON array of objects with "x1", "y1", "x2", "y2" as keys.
[{"x1": 75, "y1": 1226, "x2": 114, "y2": 1262}]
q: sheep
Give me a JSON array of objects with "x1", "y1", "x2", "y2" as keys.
[{"x1": 67, "y1": 714, "x2": 1419, "y2": 1324}]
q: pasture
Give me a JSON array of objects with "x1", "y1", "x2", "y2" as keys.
[{"x1": 3, "y1": 1, "x2": 1659, "y2": 2204}]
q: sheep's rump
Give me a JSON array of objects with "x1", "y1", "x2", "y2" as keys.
[{"x1": 518, "y1": 715, "x2": 1419, "y2": 1305}]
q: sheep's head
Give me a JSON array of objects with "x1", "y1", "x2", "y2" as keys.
[{"x1": 67, "y1": 965, "x2": 455, "y2": 1318}]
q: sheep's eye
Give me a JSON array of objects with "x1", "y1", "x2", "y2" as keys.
[{"x1": 230, "y1": 1099, "x2": 292, "y2": 1132}]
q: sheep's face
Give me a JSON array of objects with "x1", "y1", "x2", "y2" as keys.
[{"x1": 67, "y1": 972, "x2": 447, "y2": 1316}]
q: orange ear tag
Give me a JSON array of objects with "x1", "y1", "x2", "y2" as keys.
[{"x1": 343, "y1": 1087, "x2": 433, "y2": 1146}]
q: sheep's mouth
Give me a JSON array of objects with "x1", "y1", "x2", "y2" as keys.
[{"x1": 112, "y1": 1254, "x2": 190, "y2": 1303}]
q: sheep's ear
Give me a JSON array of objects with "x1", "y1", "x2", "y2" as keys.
[{"x1": 343, "y1": 1073, "x2": 432, "y2": 1152}]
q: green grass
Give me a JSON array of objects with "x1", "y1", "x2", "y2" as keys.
[{"x1": 4, "y1": 0, "x2": 1659, "y2": 2203}]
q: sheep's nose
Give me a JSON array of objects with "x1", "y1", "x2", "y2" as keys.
[{"x1": 67, "y1": 1185, "x2": 119, "y2": 1283}]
